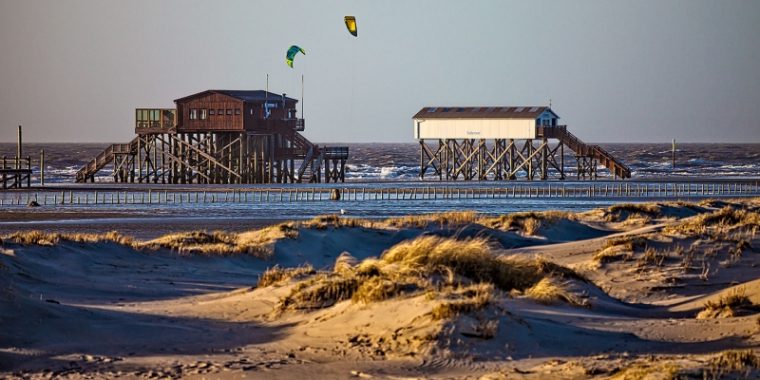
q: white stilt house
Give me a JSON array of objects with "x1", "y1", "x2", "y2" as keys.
[{"x1": 413, "y1": 106, "x2": 630, "y2": 180}]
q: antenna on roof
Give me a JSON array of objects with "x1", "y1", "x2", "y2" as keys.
[
  {"x1": 301, "y1": 74, "x2": 304, "y2": 118},
  {"x1": 549, "y1": 98, "x2": 552, "y2": 108},
  {"x1": 265, "y1": 74, "x2": 269, "y2": 119}
]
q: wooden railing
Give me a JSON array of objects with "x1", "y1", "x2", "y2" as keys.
[
  {"x1": 76, "y1": 137, "x2": 139, "y2": 182},
  {"x1": 539, "y1": 125, "x2": 631, "y2": 179}
]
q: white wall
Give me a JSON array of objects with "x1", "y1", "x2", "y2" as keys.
[{"x1": 413, "y1": 118, "x2": 536, "y2": 139}]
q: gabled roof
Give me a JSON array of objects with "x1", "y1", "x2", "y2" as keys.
[
  {"x1": 413, "y1": 106, "x2": 558, "y2": 120},
  {"x1": 174, "y1": 90, "x2": 297, "y2": 103}
]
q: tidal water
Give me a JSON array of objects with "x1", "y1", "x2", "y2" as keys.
[{"x1": 2, "y1": 142, "x2": 759, "y2": 183}]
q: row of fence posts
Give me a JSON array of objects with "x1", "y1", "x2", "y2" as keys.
[{"x1": 1, "y1": 181, "x2": 759, "y2": 206}]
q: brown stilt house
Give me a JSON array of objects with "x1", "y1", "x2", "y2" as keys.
[{"x1": 77, "y1": 90, "x2": 348, "y2": 184}]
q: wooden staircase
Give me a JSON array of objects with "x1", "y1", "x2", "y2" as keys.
[
  {"x1": 76, "y1": 137, "x2": 139, "y2": 182},
  {"x1": 539, "y1": 126, "x2": 631, "y2": 179}
]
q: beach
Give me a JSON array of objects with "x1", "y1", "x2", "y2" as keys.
[{"x1": 2, "y1": 197, "x2": 759, "y2": 378}]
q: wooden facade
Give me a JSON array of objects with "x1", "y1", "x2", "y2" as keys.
[{"x1": 77, "y1": 90, "x2": 347, "y2": 184}]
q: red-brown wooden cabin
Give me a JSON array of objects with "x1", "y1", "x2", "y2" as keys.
[{"x1": 175, "y1": 90, "x2": 304, "y2": 133}]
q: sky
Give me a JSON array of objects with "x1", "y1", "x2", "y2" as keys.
[{"x1": 0, "y1": 0, "x2": 758, "y2": 144}]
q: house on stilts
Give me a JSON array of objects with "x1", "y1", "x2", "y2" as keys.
[
  {"x1": 77, "y1": 90, "x2": 348, "y2": 184},
  {"x1": 414, "y1": 106, "x2": 630, "y2": 180}
]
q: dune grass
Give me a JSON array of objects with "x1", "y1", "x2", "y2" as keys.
[
  {"x1": 485, "y1": 211, "x2": 572, "y2": 236},
  {"x1": 302, "y1": 215, "x2": 371, "y2": 230},
  {"x1": 524, "y1": 277, "x2": 589, "y2": 307},
  {"x1": 383, "y1": 211, "x2": 480, "y2": 229},
  {"x1": 610, "y1": 361, "x2": 681, "y2": 380},
  {"x1": 706, "y1": 350, "x2": 760, "y2": 377},
  {"x1": 2, "y1": 230, "x2": 135, "y2": 247},
  {"x1": 593, "y1": 236, "x2": 647, "y2": 265},
  {"x1": 665, "y1": 206, "x2": 760, "y2": 237},
  {"x1": 3, "y1": 223, "x2": 299, "y2": 258},
  {"x1": 275, "y1": 235, "x2": 586, "y2": 319},
  {"x1": 430, "y1": 283, "x2": 494, "y2": 320},
  {"x1": 605, "y1": 203, "x2": 662, "y2": 223},
  {"x1": 697, "y1": 287, "x2": 755, "y2": 319},
  {"x1": 258, "y1": 265, "x2": 316, "y2": 288},
  {"x1": 142, "y1": 223, "x2": 297, "y2": 257}
]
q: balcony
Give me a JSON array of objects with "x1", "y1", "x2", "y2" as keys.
[
  {"x1": 253, "y1": 118, "x2": 305, "y2": 132},
  {"x1": 135, "y1": 108, "x2": 176, "y2": 134}
]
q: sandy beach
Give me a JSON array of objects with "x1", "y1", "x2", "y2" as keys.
[{"x1": 1, "y1": 198, "x2": 759, "y2": 379}]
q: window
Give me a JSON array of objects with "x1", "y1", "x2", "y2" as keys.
[
  {"x1": 209, "y1": 109, "x2": 215, "y2": 115},
  {"x1": 226, "y1": 109, "x2": 232, "y2": 115},
  {"x1": 190, "y1": 109, "x2": 198, "y2": 120},
  {"x1": 515, "y1": 107, "x2": 524, "y2": 112},
  {"x1": 218, "y1": 109, "x2": 224, "y2": 115},
  {"x1": 427, "y1": 107, "x2": 437, "y2": 112},
  {"x1": 235, "y1": 109, "x2": 241, "y2": 115},
  {"x1": 529, "y1": 107, "x2": 539, "y2": 112},
  {"x1": 200, "y1": 109, "x2": 208, "y2": 120}
]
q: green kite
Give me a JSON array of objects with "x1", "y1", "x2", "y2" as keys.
[{"x1": 286, "y1": 45, "x2": 306, "y2": 68}]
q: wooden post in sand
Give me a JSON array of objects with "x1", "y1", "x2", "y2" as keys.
[{"x1": 39, "y1": 150, "x2": 45, "y2": 186}]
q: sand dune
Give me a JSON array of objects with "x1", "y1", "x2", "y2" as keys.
[{"x1": 1, "y1": 199, "x2": 759, "y2": 378}]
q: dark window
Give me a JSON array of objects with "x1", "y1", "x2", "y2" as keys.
[
  {"x1": 209, "y1": 109, "x2": 215, "y2": 115},
  {"x1": 235, "y1": 109, "x2": 241, "y2": 115},
  {"x1": 427, "y1": 107, "x2": 437, "y2": 112},
  {"x1": 218, "y1": 109, "x2": 224, "y2": 115},
  {"x1": 226, "y1": 109, "x2": 233, "y2": 115}
]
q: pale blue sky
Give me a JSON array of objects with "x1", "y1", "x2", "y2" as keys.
[{"x1": 1, "y1": 0, "x2": 758, "y2": 143}]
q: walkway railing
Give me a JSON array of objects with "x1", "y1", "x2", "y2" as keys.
[{"x1": 2, "y1": 181, "x2": 758, "y2": 206}]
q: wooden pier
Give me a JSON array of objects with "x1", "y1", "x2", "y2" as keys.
[
  {"x1": 76, "y1": 90, "x2": 349, "y2": 184},
  {"x1": 1, "y1": 125, "x2": 43, "y2": 189}
]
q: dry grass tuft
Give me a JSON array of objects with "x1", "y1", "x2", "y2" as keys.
[
  {"x1": 277, "y1": 235, "x2": 585, "y2": 319},
  {"x1": 610, "y1": 361, "x2": 681, "y2": 380},
  {"x1": 666, "y1": 206, "x2": 760, "y2": 238},
  {"x1": 302, "y1": 215, "x2": 370, "y2": 230},
  {"x1": 637, "y1": 247, "x2": 667, "y2": 268},
  {"x1": 605, "y1": 203, "x2": 662, "y2": 222},
  {"x1": 384, "y1": 211, "x2": 480, "y2": 229},
  {"x1": 4, "y1": 230, "x2": 135, "y2": 247},
  {"x1": 334, "y1": 252, "x2": 358, "y2": 274},
  {"x1": 697, "y1": 287, "x2": 755, "y2": 319},
  {"x1": 594, "y1": 236, "x2": 647, "y2": 265},
  {"x1": 258, "y1": 265, "x2": 316, "y2": 288},
  {"x1": 707, "y1": 349, "x2": 760, "y2": 375},
  {"x1": 524, "y1": 277, "x2": 589, "y2": 307},
  {"x1": 430, "y1": 283, "x2": 494, "y2": 320},
  {"x1": 143, "y1": 223, "x2": 297, "y2": 257},
  {"x1": 486, "y1": 211, "x2": 571, "y2": 236},
  {"x1": 279, "y1": 273, "x2": 362, "y2": 310}
]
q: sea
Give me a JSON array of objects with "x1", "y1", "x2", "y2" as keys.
[
  {"x1": 1, "y1": 143, "x2": 759, "y2": 239},
  {"x1": 2, "y1": 142, "x2": 760, "y2": 183}
]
